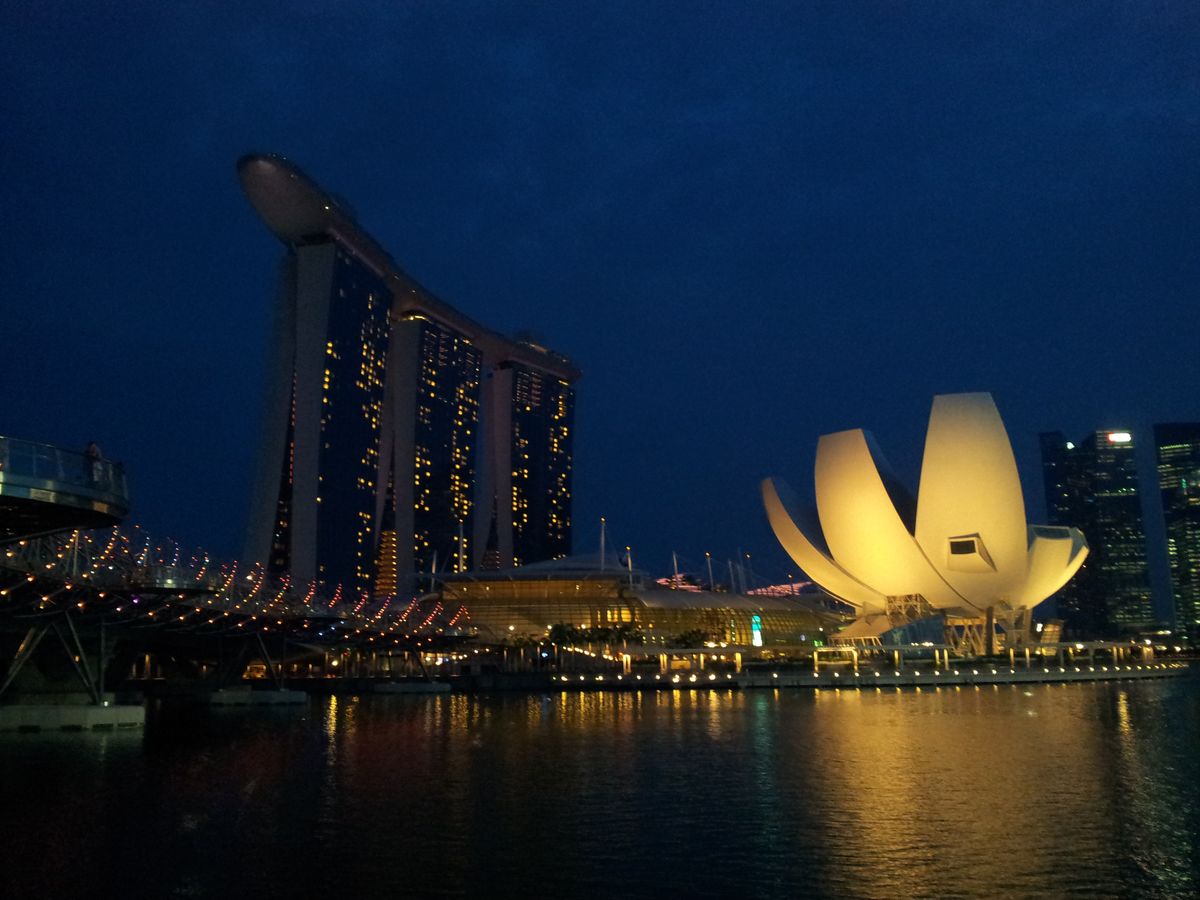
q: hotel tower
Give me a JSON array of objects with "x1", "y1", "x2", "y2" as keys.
[{"x1": 239, "y1": 154, "x2": 578, "y2": 597}]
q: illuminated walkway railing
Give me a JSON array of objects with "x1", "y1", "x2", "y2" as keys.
[
  {"x1": 0, "y1": 525, "x2": 469, "y2": 646},
  {"x1": 0, "y1": 436, "x2": 130, "y2": 539}
]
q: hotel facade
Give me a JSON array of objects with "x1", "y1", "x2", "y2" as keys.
[{"x1": 239, "y1": 154, "x2": 578, "y2": 597}]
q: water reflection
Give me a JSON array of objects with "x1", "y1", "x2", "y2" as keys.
[
  {"x1": 1109, "y1": 685, "x2": 1198, "y2": 894},
  {"x1": 0, "y1": 679, "x2": 1196, "y2": 899}
]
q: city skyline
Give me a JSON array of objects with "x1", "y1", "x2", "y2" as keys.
[{"x1": 2, "y1": 3, "x2": 1196, "y2": 587}]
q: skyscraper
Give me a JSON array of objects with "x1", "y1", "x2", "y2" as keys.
[
  {"x1": 240, "y1": 154, "x2": 579, "y2": 597},
  {"x1": 495, "y1": 360, "x2": 575, "y2": 567},
  {"x1": 249, "y1": 239, "x2": 391, "y2": 597},
  {"x1": 513, "y1": 363, "x2": 574, "y2": 565},
  {"x1": 1040, "y1": 429, "x2": 1155, "y2": 635},
  {"x1": 1154, "y1": 423, "x2": 1200, "y2": 632},
  {"x1": 389, "y1": 313, "x2": 482, "y2": 579}
]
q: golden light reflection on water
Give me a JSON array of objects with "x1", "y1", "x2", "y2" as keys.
[
  {"x1": 1116, "y1": 689, "x2": 1133, "y2": 736},
  {"x1": 1106, "y1": 685, "x2": 1192, "y2": 888},
  {"x1": 324, "y1": 693, "x2": 339, "y2": 738},
  {"x1": 1, "y1": 681, "x2": 1196, "y2": 898},
  {"x1": 780, "y1": 683, "x2": 1151, "y2": 896}
]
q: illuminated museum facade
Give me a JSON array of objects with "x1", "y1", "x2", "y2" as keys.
[
  {"x1": 439, "y1": 556, "x2": 841, "y2": 645},
  {"x1": 763, "y1": 393, "x2": 1089, "y2": 634}
]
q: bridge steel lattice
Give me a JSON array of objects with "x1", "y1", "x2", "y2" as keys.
[{"x1": 0, "y1": 525, "x2": 471, "y2": 702}]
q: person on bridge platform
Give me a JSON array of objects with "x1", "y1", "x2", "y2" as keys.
[{"x1": 84, "y1": 441, "x2": 104, "y2": 486}]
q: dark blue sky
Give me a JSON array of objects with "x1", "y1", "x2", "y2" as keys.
[{"x1": 2, "y1": 2, "x2": 1197, "y2": 589}]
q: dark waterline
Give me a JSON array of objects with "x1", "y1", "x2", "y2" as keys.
[{"x1": 2, "y1": 680, "x2": 1198, "y2": 899}]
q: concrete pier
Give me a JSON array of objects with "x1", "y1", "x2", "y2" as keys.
[
  {"x1": 546, "y1": 660, "x2": 1192, "y2": 690},
  {"x1": 0, "y1": 703, "x2": 145, "y2": 732},
  {"x1": 738, "y1": 660, "x2": 1192, "y2": 689}
]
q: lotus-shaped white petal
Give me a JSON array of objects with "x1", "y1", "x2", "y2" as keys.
[{"x1": 763, "y1": 393, "x2": 1088, "y2": 615}]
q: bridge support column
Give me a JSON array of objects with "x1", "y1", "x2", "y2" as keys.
[
  {"x1": 0, "y1": 612, "x2": 112, "y2": 707},
  {"x1": 0, "y1": 624, "x2": 50, "y2": 700},
  {"x1": 254, "y1": 633, "x2": 284, "y2": 690},
  {"x1": 55, "y1": 611, "x2": 101, "y2": 704}
]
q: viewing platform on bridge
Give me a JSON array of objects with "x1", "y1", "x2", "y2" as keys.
[{"x1": 0, "y1": 436, "x2": 129, "y2": 540}]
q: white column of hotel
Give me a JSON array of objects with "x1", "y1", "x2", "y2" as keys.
[
  {"x1": 244, "y1": 254, "x2": 299, "y2": 566},
  {"x1": 288, "y1": 243, "x2": 336, "y2": 585},
  {"x1": 471, "y1": 356, "x2": 497, "y2": 568},
  {"x1": 388, "y1": 318, "x2": 422, "y2": 590},
  {"x1": 373, "y1": 317, "x2": 398, "y2": 541},
  {"x1": 489, "y1": 366, "x2": 516, "y2": 567}
]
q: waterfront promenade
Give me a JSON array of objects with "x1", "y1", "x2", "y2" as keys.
[{"x1": 553, "y1": 659, "x2": 1192, "y2": 690}]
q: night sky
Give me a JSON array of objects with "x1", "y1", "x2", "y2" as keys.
[{"x1": 3, "y1": 2, "x2": 1197, "y2": 597}]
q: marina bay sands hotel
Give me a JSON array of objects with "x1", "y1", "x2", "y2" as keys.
[{"x1": 238, "y1": 154, "x2": 578, "y2": 597}]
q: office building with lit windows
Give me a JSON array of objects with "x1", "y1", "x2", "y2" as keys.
[
  {"x1": 1155, "y1": 423, "x2": 1200, "y2": 632},
  {"x1": 1039, "y1": 429, "x2": 1155, "y2": 635},
  {"x1": 240, "y1": 154, "x2": 579, "y2": 597}
]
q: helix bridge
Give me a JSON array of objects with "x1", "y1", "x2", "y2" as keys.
[
  {"x1": 0, "y1": 526, "x2": 470, "y2": 642},
  {"x1": 0, "y1": 436, "x2": 471, "y2": 703}
]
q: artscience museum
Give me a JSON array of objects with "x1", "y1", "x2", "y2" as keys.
[{"x1": 763, "y1": 393, "x2": 1088, "y2": 650}]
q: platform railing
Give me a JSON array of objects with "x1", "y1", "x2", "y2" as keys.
[{"x1": 0, "y1": 435, "x2": 128, "y2": 504}]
